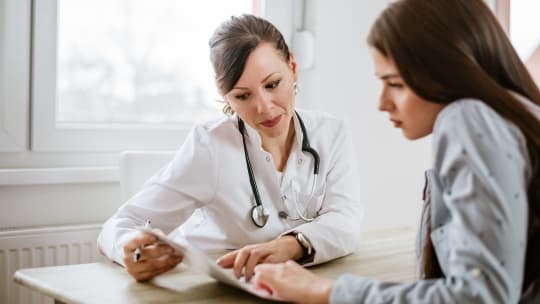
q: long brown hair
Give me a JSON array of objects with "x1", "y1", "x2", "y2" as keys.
[{"x1": 368, "y1": 0, "x2": 540, "y2": 293}]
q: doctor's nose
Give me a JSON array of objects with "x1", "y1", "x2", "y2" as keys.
[{"x1": 255, "y1": 92, "x2": 274, "y2": 113}]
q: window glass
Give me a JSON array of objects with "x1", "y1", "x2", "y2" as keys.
[
  {"x1": 57, "y1": 0, "x2": 255, "y2": 125},
  {"x1": 509, "y1": 0, "x2": 540, "y2": 61}
]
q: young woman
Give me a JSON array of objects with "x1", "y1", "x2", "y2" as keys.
[
  {"x1": 97, "y1": 14, "x2": 363, "y2": 282},
  {"x1": 252, "y1": 0, "x2": 540, "y2": 303}
]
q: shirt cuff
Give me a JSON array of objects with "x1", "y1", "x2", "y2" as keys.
[{"x1": 330, "y1": 274, "x2": 371, "y2": 303}]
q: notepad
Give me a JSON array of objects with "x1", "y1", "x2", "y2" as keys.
[{"x1": 142, "y1": 229, "x2": 282, "y2": 301}]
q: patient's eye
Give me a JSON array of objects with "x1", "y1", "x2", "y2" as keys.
[{"x1": 388, "y1": 82, "x2": 404, "y2": 89}]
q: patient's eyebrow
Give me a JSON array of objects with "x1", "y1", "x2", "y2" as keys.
[{"x1": 379, "y1": 74, "x2": 401, "y2": 80}]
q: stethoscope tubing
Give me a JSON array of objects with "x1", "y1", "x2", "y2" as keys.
[{"x1": 238, "y1": 111, "x2": 320, "y2": 227}]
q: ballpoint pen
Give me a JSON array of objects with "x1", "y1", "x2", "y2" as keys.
[{"x1": 133, "y1": 220, "x2": 151, "y2": 263}]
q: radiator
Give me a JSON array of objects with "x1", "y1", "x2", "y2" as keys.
[{"x1": 0, "y1": 224, "x2": 104, "y2": 304}]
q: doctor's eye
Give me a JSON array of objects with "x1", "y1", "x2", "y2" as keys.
[
  {"x1": 265, "y1": 80, "x2": 281, "y2": 89},
  {"x1": 234, "y1": 93, "x2": 250, "y2": 101}
]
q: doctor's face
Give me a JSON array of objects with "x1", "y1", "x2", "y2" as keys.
[
  {"x1": 224, "y1": 43, "x2": 298, "y2": 140},
  {"x1": 371, "y1": 48, "x2": 445, "y2": 140}
]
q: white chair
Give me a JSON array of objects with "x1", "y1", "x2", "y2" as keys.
[{"x1": 119, "y1": 151, "x2": 176, "y2": 201}]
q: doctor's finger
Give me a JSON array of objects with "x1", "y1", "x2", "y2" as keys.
[
  {"x1": 216, "y1": 250, "x2": 237, "y2": 268},
  {"x1": 233, "y1": 249, "x2": 251, "y2": 278},
  {"x1": 131, "y1": 257, "x2": 182, "y2": 282},
  {"x1": 123, "y1": 233, "x2": 157, "y2": 253},
  {"x1": 244, "y1": 249, "x2": 270, "y2": 281},
  {"x1": 138, "y1": 243, "x2": 178, "y2": 260},
  {"x1": 131, "y1": 255, "x2": 182, "y2": 277}
]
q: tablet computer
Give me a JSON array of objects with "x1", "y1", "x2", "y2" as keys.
[{"x1": 141, "y1": 229, "x2": 280, "y2": 301}]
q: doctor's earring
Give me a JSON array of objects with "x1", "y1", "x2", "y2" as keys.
[
  {"x1": 217, "y1": 97, "x2": 234, "y2": 115},
  {"x1": 293, "y1": 82, "x2": 298, "y2": 95},
  {"x1": 222, "y1": 103, "x2": 234, "y2": 115}
]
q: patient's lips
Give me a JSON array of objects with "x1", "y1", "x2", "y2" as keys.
[{"x1": 390, "y1": 118, "x2": 402, "y2": 128}]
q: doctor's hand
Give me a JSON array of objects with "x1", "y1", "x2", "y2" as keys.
[
  {"x1": 252, "y1": 261, "x2": 334, "y2": 304},
  {"x1": 123, "y1": 232, "x2": 183, "y2": 282},
  {"x1": 216, "y1": 236, "x2": 303, "y2": 282}
]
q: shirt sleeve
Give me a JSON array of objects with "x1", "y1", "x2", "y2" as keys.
[
  {"x1": 97, "y1": 125, "x2": 218, "y2": 265},
  {"x1": 330, "y1": 100, "x2": 531, "y2": 303},
  {"x1": 286, "y1": 120, "x2": 363, "y2": 265}
]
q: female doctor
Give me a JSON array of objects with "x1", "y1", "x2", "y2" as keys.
[{"x1": 97, "y1": 14, "x2": 362, "y2": 282}]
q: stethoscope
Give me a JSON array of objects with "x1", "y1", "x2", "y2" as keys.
[{"x1": 238, "y1": 111, "x2": 320, "y2": 228}]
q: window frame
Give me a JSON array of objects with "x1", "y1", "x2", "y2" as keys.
[
  {"x1": 0, "y1": 0, "x2": 30, "y2": 152},
  {"x1": 492, "y1": 0, "x2": 510, "y2": 34}
]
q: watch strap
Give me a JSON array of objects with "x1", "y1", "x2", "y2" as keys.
[{"x1": 286, "y1": 231, "x2": 315, "y2": 264}]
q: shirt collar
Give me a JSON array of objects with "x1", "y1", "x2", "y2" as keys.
[{"x1": 235, "y1": 112, "x2": 304, "y2": 152}]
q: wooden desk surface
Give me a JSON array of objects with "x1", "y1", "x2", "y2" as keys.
[{"x1": 13, "y1": 228, "x2": 417, "y2": 304}]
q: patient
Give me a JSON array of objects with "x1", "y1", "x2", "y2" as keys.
[{"x1": 251, "y1": 0, "x2": 540, "y2": 303}]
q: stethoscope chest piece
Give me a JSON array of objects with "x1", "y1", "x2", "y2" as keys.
[{"x1": 251, "y1": 205, "x2": 269, "y2": 228}]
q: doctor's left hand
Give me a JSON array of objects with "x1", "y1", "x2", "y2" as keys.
[{"x1": 216, "y1": 236, "x2": 302, "y2": 282}]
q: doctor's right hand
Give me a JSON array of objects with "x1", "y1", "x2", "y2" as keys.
[{"x1": 123, "y1": 232, "x2": 183, "y2": 282}]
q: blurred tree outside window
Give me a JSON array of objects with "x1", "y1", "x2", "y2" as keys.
[{"x1": 57, "y1": 0, "x2": 256, "y2": 125}]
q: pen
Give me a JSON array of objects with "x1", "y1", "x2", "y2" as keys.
[{"x1": 134, "y1": 220, "x2": 151, "y2": 263}]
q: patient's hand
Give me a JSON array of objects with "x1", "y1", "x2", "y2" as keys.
[
  {"x1": 123, "y1": 232, "x2": 183, "y2": 282},
  {"x1": 252, "y1": 261, "x2": 333, "y2": 304},
  {"x1": 216, "y1": 236, "x2": 302, "y2": 282}
]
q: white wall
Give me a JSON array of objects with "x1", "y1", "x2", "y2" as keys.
[{"x1": 296, "y1": 0, "x2": 433, "y2": 231}]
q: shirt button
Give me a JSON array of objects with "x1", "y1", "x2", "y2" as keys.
[
  {"x1": 266, "y1": 156, "x2": 271, "y2": 162},
  {"x1": 297, "y1": 158, "x2": 304, "y2": 165},
  {"x1": 281, "y1": 195, "x2": 287, "y2": 200},
  {"x1": 471, "y1": 268, "x2": 482, "y2": 277}
]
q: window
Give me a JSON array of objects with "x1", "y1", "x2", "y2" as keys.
[
  {"x1": 0, "y1": 0, "x2": 294, "y2": 168},
  {"x1": 32, "y1": 0, "x2": 259, "y2": 151},
  {"x1": 492, "y1": 0, "x2": 540, "y2": 85}
]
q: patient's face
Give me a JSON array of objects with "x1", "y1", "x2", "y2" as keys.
[
  {"x1": 224, "y1": 43, "x2": 298, "y2": 142},
  {"x1": 371, "y1": 48, "x2": 445, "y2": 140}
]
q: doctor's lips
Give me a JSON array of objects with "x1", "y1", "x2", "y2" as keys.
[{"x1": 260, "y1": 115, "x2": 282, "y2": 128}]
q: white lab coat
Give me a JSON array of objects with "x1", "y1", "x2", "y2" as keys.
[{"x1": 98, "y1": 109, "x2": 363, "y2": 266}]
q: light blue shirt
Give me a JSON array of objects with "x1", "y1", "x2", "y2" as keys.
[{"x1": 331, "y1": 98, "x2": 540, "y2": 303}]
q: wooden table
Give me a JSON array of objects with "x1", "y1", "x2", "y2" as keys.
[{"x1": 13, "y1": 228, "x2": 417, "y2": 303}]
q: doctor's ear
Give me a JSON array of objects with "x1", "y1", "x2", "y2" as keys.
[{"x1": 288, "y1": 53, "x2": 298, "y2": 77}]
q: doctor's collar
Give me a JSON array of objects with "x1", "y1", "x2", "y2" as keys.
[{"x1": 235, "y1": 112, "x2": 304, "y2": 151}]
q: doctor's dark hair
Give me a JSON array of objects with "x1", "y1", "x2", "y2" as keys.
[
  {"x1": 368, "y1": 0, "x2": 540, "y2": 294},
  {"x1": 209, "y1": 14, "x2": 291, "y2": 114}
]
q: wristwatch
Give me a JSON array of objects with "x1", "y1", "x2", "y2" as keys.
[{"x1": 287, "y1": 231, "x2": 315, "y2": 264}]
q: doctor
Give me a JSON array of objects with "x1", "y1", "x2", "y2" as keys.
[{"x1": 97, "y1": 14, "x2": 362, "y2": 282}]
